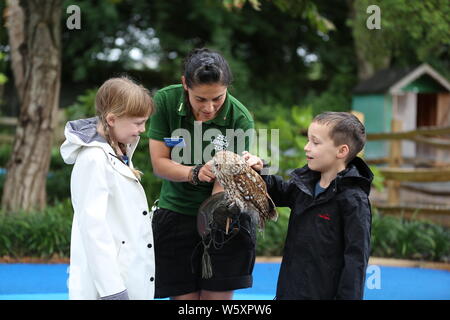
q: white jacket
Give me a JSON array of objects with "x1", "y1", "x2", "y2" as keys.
[{"x1": 60, "y1": 117, "x2": 155, "y2": 300}]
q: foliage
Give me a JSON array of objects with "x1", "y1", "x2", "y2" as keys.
[
  {"x1": 0, "y1": 52, "x2": 7, "y2": 85},
  {"x1": 0, "y1": 199, "x2": 72, "y2": 258},
  {"x1": 132, "y1": 138, "x2": 163, "y2": 206},
  {"x1": 0, "y1": 144, "x2": 11, "y2": 198},
  {"x1": 46, "y1": 147, "x2": 74, "y2": 204},
  {"x1": 65, "y1": 88, "x2": 97, "y2": 120},
  {"x1": 0, "y1": 143, "x2": 10, "y2": 167},
  {"x1": 61, "y1": 0, "x2": 124, "y2": 81},
  {"x1": 369, "y1": 165, "x2": 385, "y2": 192},
  {"x1": 252, "y1": 105, "x2": 310, "y2": 178},
  {"x1": 371, "y1": 210, "x2": 450, "y2": 262},
  {"x1": 350, "y1": 0, "x2": 450, "y2": 78},
  {"x1": 223, "y1": 0, "x2": 335, "y2": 34},
  {"x1": 256, "y1": 207, "x2": 289, "y2": 256},
  {"x1": 145, "y1": 0, "x2": 351, "y2": 108},
  {"x1": 1, "y1": 0, "x2": 448, "y2": 109},
  {"x1": 0, "y1": 51, "x2": 7, "y2": 110}
]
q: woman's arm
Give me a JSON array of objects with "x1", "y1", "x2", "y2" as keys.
[
  {"x1": 149, "y1": 139, "x2": 216, "y2": 183},
  {"x1": 149, "y1": 139, "x2": 191, "y2": 182}
]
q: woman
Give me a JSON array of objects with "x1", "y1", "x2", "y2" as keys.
[{"x1": 148, "y1": 48, "x2": 255, "y2": 300}]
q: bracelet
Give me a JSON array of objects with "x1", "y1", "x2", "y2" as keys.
[{"x1": 189, "y1": 164, "x2": 203, "y2": 185}]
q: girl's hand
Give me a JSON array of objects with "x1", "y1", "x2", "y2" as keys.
[{"x1": 242, "y1": 151, "x2": 263, "y2": 171}]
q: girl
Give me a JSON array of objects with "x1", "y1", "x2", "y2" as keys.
[
  {"x1": 148, "y1": 48, "x2": 255, "y2": 300},
  {"x1": 60, "y1": 77, "x2": 155, "y2": 300}
]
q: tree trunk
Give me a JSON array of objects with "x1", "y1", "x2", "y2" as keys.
[{"x1": 2, "y1": 0, "x2": 62, "y2": 212}]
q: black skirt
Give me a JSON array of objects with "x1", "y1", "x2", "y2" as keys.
[{"x1": 151, "y1": 208, "x2": 256, "y2": 298}]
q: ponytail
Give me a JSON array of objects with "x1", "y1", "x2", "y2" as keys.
[{"x1": 183, "y1": 48, "x2": 233, "y2": 88}]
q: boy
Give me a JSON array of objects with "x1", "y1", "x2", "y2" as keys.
[{"x1": 244, "y1": 112, "x2": 373, "y2": 300}]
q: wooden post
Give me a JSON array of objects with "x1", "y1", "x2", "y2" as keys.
[
  {"x1": 388, "y1": 119, "x2": 403, "y2": 167},
  {"x1": 387, "y1": 119, "x2": 403, "y2": 205}
]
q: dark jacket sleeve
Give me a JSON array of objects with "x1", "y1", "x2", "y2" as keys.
[
  {"x1": 336, "y1": 190, "x2": 372, "y2": 300},
  {"x1": 261, "y1": 174, "x2": 296, "y2": 208}
]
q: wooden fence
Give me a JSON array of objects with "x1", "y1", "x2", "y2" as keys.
[
  {"x1": 366, "y1": 120, "x2": 450, "y2": 226},
  {"x1": 0, "y1": 111, "x2": 66, "y2": 145}
]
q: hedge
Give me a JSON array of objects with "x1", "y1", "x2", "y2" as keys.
[{"x1": 0, "y1": 202, "x2": 448, "y2": 262}]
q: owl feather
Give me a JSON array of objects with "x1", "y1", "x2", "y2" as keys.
[{"x1": 211, "y1": 150, "x2": 278, "y2": 230}]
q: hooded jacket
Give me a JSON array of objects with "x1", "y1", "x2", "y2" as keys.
[
  {"x1": 263, "y1": 157, "x2": 373, "y2": 300},
  {"x1": 60, "y1": 117, "x2": 155, "y2": 300}
]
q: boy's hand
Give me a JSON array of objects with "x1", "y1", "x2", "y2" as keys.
[{"x1": 242, "y1": 151, "x2": 263, "y2": 171}]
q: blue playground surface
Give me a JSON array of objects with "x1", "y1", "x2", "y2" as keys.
[{"x1": 0, "y1": 263, "x2": 449, "y2": 300}]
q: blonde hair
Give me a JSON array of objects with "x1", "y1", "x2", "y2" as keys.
[{"x1": 95, "y1": 76, "x2": 154, "y2": 179}]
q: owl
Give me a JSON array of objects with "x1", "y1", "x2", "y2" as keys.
[{"x1": 211, "y1": 150, "x2": 278, "y2": 230}]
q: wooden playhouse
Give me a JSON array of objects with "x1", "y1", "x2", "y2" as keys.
[{"x1": 351, "y1": 63, "x2": 450, "y2": 163}]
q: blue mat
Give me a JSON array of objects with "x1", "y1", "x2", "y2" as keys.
[{"x1": 0, "y1": 263, "x2": 449, "y2": 300}]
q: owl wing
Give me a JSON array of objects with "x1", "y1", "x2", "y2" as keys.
[
  {"x1": 234, "y1": 167, "x2": 278, "y2": 228},
  {"x1": 252, "y1": 170, "x2": 279, "y2": 223}
]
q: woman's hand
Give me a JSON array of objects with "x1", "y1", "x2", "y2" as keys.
[{"x1": 242, "y1": 151, "x2": 263, "y2": 171}]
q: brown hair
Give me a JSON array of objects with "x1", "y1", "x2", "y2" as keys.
[
  {"x1": 95, "y1": 76, "x2": 154, "y2": 179},
  {"x1": 312, "y1": 112, "x2": 366, "y2": 163}
]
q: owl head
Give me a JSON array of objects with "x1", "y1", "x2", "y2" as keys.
[{"x1": 211, "y1": 151, "x2": 247, "y2": 178}]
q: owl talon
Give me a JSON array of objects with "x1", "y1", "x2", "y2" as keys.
[{"x1": 225, "y1": 217, "x2": 230, "y2": 234}]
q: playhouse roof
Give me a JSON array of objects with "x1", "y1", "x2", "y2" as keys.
[{"x1": 353, "y1": 63, "x2": 450, "y2": 95}]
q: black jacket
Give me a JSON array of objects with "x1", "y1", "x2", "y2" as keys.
[{"x1": 263, "y1": 157, "x2": 373, "y2": 300}]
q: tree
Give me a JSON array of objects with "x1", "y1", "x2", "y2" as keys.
[
  {"x1": 2, "y1": 0, "x2": 62, "y2": 212},
  {"x1": 348, "y1": 0, "x2": 450, "y2": 80},
  {"x1": 146, "y1": 0, "x2": 337, "y2": 107}
]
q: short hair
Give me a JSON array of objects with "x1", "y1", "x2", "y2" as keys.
[{"x1": 312, "y1": 112, "x2": 366, "y2": 163}]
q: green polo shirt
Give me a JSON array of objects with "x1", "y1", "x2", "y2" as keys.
[{"x1": 147, "y1": 84, "x2": 255, "y2": 216}]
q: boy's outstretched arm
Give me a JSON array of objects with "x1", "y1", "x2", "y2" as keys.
[
  {"x1": 242, "y1": 151, "x2": 296, "y2": 208},
  {"x1": 335, "y1": 191, "x2": 372, "y2": 300}
]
